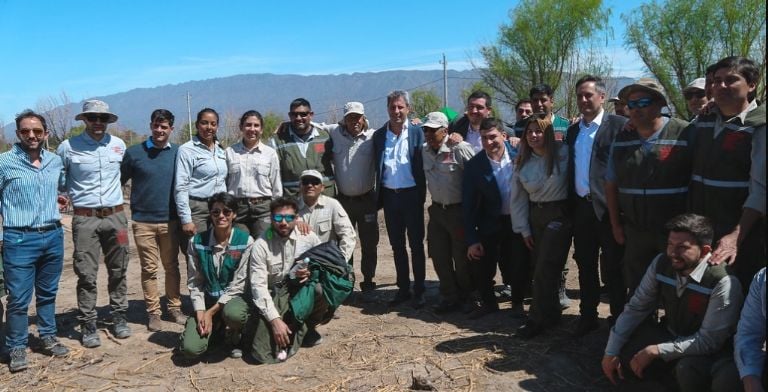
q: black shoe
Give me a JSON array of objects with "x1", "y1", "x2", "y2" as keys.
[
  {"x1": 516, "y1": 321, "x2": 544, "y2": 339},
  {"x1": 388, "y1": 290, "x2": 411, "y2": 307},
  {"x1": 112, "y1": 313, "x2": 132, "y2": 339},
  {"x1": 411, "y1": 293, "x2": 426, "y2": 309},
  {"x1": 433, "y1": 301, "x2": 460, "y2": 314},
  {"x1": 80, "y1": 321, "x2": 101, "y2": 348},
  {"x1": 467, "y1": 304, "x2": 499, "y2": 320},
  {"x1": 302, "y1": 328, "x2": 323, "y2": 347},
  {"x1": 509, "y1": 303, "x2": 526, "y2": 319},
  {"x1": 494, "y1": 284, "x2": 512, "y2": 301},
  {"x1": 572, "y1": 316, "x2": 600, "y2": 337},
  {"x1": 8, "y1": 347, "x2": 27, "y2": 372},
  {"x1": 360, "y1": 281, "x2": 376, "y2": 292},
  {"x1": 40, "y1": 336, "x2": 69, "y2": 357}
]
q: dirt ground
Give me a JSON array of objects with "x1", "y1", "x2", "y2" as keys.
[{"x1": 0, "y1": 205, "x2": 660, "y2": 392}]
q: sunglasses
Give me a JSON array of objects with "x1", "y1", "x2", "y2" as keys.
[
  {"x1": 210, "y1": 208, "x2": 234, "y2": 216},
  {"x1": 289, "y1": 111, "x2": 311, "y2": 118},
  {"x1": 272, "y1": 214, "x2": 296, "y2": 223},
  {"x1": 18, "y1": 128, "x2": 46, "y2": 137},
  {"x1": 301, "y1": 178, "x2": 322, "y2": 186},
  {"x1": 683, "y1": 91, "x2": 706, "y2": 100},
  {"x1": 626, "y1": 98, "x2": 654, "y2": 109},
  {"x1": 85, "y1": 114, "x2": 111, "y2": 123}
]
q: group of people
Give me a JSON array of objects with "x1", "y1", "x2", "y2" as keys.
[{"x1": 0, "y1": 54, "x2": 764, "y2": 390}]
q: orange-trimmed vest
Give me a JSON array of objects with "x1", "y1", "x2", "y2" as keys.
[
  {"x1": 655, "y1": 255, "x2": 728, "y2": 336},
  {"x1": 612, "y1": 118, "x2": 692, "y2": 230}
]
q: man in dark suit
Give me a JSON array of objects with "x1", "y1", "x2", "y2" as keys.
[
  {"x1": 566, "y1": 75, "x2": 627, "y2": 336},
  {"x1": 463, "y1": 118, "x2": 530, "y2": 319},
  {"x1": 373, "y1": 90, "x2": 427, "y2": 308}
]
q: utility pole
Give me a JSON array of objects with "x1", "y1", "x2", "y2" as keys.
[
  {"x1": 441, "y1": 53, "x2": 448, "y2": 108},
  {"x1": 186, "y1": 91, "x2": 193, "y2": 140}
]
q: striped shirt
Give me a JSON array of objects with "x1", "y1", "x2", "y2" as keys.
[{"x1": 0, "y1": 144, "x2": 63, "y2": 228}]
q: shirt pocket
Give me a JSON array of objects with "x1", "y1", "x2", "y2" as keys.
[
  {"x1": 228, "y1": 160, "x2": 242, "y2": 174},
  {"x1": 256, "y1": 164, "x2": 271, "y2": 178},
  {"x1": 317, "y1": 218, "x2": 332, "y2": 235},
  {"x1": 70, "y1": 155, "x2": 99, "y2": 172}
]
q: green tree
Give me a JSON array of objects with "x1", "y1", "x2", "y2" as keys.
[
  {"x1": 623, "y1": 0, "x2": 766, "y2": 118},
  {"x1": 478, "y1": 0, "x2": 610, "y2": 110},
  {"x1": 261, "y1": 111, "x2": 283, "y2": 141},
  {"x1": 410, "y1": 89, "x2": 442, "y2": 119}
]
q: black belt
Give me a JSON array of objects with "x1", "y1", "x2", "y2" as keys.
[
  {"x1": 189, "y1": 196, "x2": 210, "y2": 202},
  {"x1": 383, "y1": 186, "x2": 417, "y2": 193},
  {"x1": 530, "y1": 200, "x2": 568, "y2": 209},
  {"x1": 578, "y1": 194, "x2": 593, "y2": 202},
  {"x1": 5, "y1": 222, "x2": 62, "y2": 233},
  {"x1": 432, "y1": 201, "x2": 461, "y2": 209},
  {"x1": 338, "y1": 190, "x2": 373, "y2": 200}
]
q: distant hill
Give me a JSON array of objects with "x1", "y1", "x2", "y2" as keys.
[{"x1": 3, "y1": 70, "x2": 635, "y2": 141}]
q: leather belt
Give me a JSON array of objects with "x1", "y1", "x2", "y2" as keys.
[
  {"x1": 383, "y1": 186, "x2": 417, "y2": 193},
  {"x1": 530, "y1": 200, "x2": 568, "y2": 209},
  {"x1": 4, "y1": 222, "x2": 62, "y2": 233},
  {"x1": 432, "y1": 201, "x2": 461, "y2": 209},
  {"x1": 338, "y1": 190, "x2": 373, "y2": 201},
  {"x1": 189, "y1": 196, "x2": 209, "y2": 202},
  {"x1": 73, "y1": 205, "x2": 124, "y2": 218},
  {"x1": 240, "y1": 197, "x2": 271, "y2": 204}
]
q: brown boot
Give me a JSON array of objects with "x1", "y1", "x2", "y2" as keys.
[
  {"x1": 147, "y1": 314, "x2": 163, "y2": 332},
  {"x1": 168, "y1": 308, "x2": 187, "y2": 325}
]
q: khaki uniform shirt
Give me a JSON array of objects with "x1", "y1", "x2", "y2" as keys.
[
  {"x1": 297, "y1": 195, "x2": 356, "y2": 260},
  {"x1": 329, "y1": 124, "x2": 376, "y2": 196},
  {"x1": 422, "y1": 138, "x2": 475, "y2": 205},
  {"x1": 225, "y1": 141, "x2": 282, "y2": 198}
]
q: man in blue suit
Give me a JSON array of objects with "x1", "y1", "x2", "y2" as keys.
[
  {"x1": 373, "y1": 90, "x2": 427, "y2": 308},
  {"x1": 463, "y1": 118, "x2": 530, "y2": 319}
]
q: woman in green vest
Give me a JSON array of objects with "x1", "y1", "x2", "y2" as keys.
[{"x1": 179, "y1": 192, "x2": 254, "y2": 359}]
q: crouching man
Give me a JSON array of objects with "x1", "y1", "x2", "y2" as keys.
[
  {"x1": 248, "y1": 197, "x2": 352, "y2": 363},
  {"x1": 179, "y1": 192, "x2": 254, "y2": 359},
  {"x1": 602, "y1": 213, "x2": 744, "y2": 391}
]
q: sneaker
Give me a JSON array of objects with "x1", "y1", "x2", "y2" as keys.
[
  {"x1": 40, "y1": 336, "x2": 69, "y2": 357},
  {"x1": 559, "y1": 286, "x2": 572, "y2": 310},
  {"x1": 229, "y1": 348, "x2": 243, "y2": 359},
  {"x1": 81, "y1": 321, "x2": 101, "y2": 348},
  {"x1": 147, "y1": 314, "x2": 163, "y2": 332},
  {"x1": 302, "y1": 328, "x2": 323, "y2": 347},
  {"x1": 494, "y1": 285, "x2": 512, "y2": 301},
  {"x1": 388, "y1": 290, "x2": 411, "y2": 307},
  {"x1": 8, "y1": 347, "x2": 27, "y2": 372},
  {"x1": 168, "y1": 308, "x2": 187, "y2": 325},
  {"x1": 112, "y1": 314, "x2": 132, "y2": 339}
]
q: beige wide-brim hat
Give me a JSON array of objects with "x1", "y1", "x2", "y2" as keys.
[
  {"x1": 75, "y1": 99, "x2": 118, "y2": 123},
  {"x1": 618, "y1": 78, "x2": 668, "y2": 107}
]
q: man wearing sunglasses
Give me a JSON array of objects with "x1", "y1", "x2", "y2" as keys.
[
  {"x1": 57, "y1": 99, "x2": 131, "y2": 348},
  {"x1": 605, "y1": 79, "x2": 693, "y2": 297},
  {"x1": 682, "y1": 78, "x2": 709, "y2": 121},
  {"x1": 269, "y1": 98, "x2": 334, "y2": 198}
]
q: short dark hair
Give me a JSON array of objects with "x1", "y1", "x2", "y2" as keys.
[
  {"x1": 665, "y1": 213, "x2": 714, "y2": 247},
  {"x1": 151, "y1": 109, "x2": 175, "y2": 126},
  {"x1": 479, "y1": 117, "x2": 503, "y2": 132},
  {"x1": 195, "y1": 108, "x2": 219, "y2": 126},
  {"x1": 387, "y1": 90, "x2": 410, "y2": 107},
  {"x1": 239, "y1": 110, "x2": 264, "y2": 128},
  {"x1": 15, "y1": 109, "x2": 48, "y2": 132},
  {"x1": 208, "y1": 192, "x2": 238, "y2": 212},
  {"x1": 529, "y1": 84, "x2": 554, "y2": 98},
  {"x1": 467, "y1": 91, "x2": 492, "y2": 108},
  {"x1": 289, "y1": 98, "x2": 312, "y2": 111},
  {"x1": 711, "y1": 56, "x2": 760, "y2": 87},
  {"x1": 270, "y1": 197, "x2": 298, "y2": 214},
  {"x1": 515, "y1": 99, "x2": 532, "y2": 110},
  {"x1": 575, "y1": 75, "x2": 607, "y2": 94}
]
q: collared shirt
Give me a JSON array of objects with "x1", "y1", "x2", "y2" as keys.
[
  {"x1": 145, "y1": 137, "x2": 171, "y2": 150},
  {"x1": 382, "y1": 123, "x2": 416, "y2": 189},
  {"x1": 423, "y1": 138, "x2": 475, "y2": 205},
  {"x1": 488, "y1": 150, "x2": 513, "y2": 215},
  {"x1": 186, "y1": 230, "x2": 255, "y2": 311},
  {"x1": 0, "y1": 144, "x2": 63, "y2": 228},
  {"x1": 268, "y1": 126, "x2": 320, "y2": 158},
  {"x1": 175, "y1": 136, "x2": 227, "y2": 224},
  {"x1": 248, "y1": 228, "x2": 320, "y2": 321},
  {"x1": 297, "y1": 194, "x2": 356, "y2": 259},
  {"x1": 57, "y1": 132, "x2": 125, "y2": 208},
  {"x1": 510, "y1": 143, "x2": 569, "y2": 237},
  {"x1": 713, "y1": 99, "x2": 758, "y2": 139},
  {"x1": 605, "y1": 254, "x2": 744, "y2": 360},
  {"x1": 465, "y1": 125, "x2": 483, "y2": 154},
  {"x1": 225, "y1": 140, "x2": 282, "y2": 199},
  {"x1": 605, "y1": 117, "x2": 670, "y2": 182},
  {"x1": 735, "y1": 267, "x2": 766, "y2": 379},
  {"x1": 574, "y1": 109, "x2": 605, "y2": 197},
  {"x1": 330, "y1": 125, "x2": 376, "y2": 196}
]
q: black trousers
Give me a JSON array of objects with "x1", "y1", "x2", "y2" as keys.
[
  {"x1": 471, "y1": 216, "x2": 530, "y2": 307},
  {"x1": 572, "y1": 196, "x2": 625, "y2": 318}
]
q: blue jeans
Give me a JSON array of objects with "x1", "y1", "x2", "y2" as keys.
[{"x1": 2, "y1": 227, "x2": 64, "y2": 349}]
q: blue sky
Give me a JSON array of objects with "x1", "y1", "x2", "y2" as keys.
[{"x1": 0, "y1": 0, "x2": 647, "y2": 124}]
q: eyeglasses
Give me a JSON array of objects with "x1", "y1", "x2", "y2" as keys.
[
  {"x1": 18, "y1": 128, "x2": 46, "y2": 137},
  {"x1": 289, "y1": 111, "x2": 311, "y2": 118},
  {"x1": 626, "y1": 98, "x2": 654, "y2": 109},
  {"x1": 210, "y1": 208, "x2": 234, "y2": 216},
  {"x1": 85, "y1": 114, "x2": 111, "y2": 123},
  {"x1": 683, "y1": 91, "x2": 706, "y2": 100},
  {"x1": 301, "y1": 177, "x2": 322, "y2": 186},
  {"x1": 272, "y1": 214, "x2": 296, "y2": 223}
]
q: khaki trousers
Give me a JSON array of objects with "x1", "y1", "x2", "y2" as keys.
[{"x1": 132, "y1": 220, "x2": 181, "y2": 315}]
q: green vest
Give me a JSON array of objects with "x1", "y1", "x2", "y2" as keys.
[
  {"x1": 655, "y1": 255, "x2": 728, "y2": 337},
  {"x1": 612, "y1": 117, "x2": 691, "y2": 229},
  {"x1": 193, "y1": 227, "x2": 251, "y2": 301},
  {"x1": 271, "y1": 126, "x2": 336, "y2": 198},
  {"x1": 689, "y1": 104, "x2": 765, "y2": 228}
]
